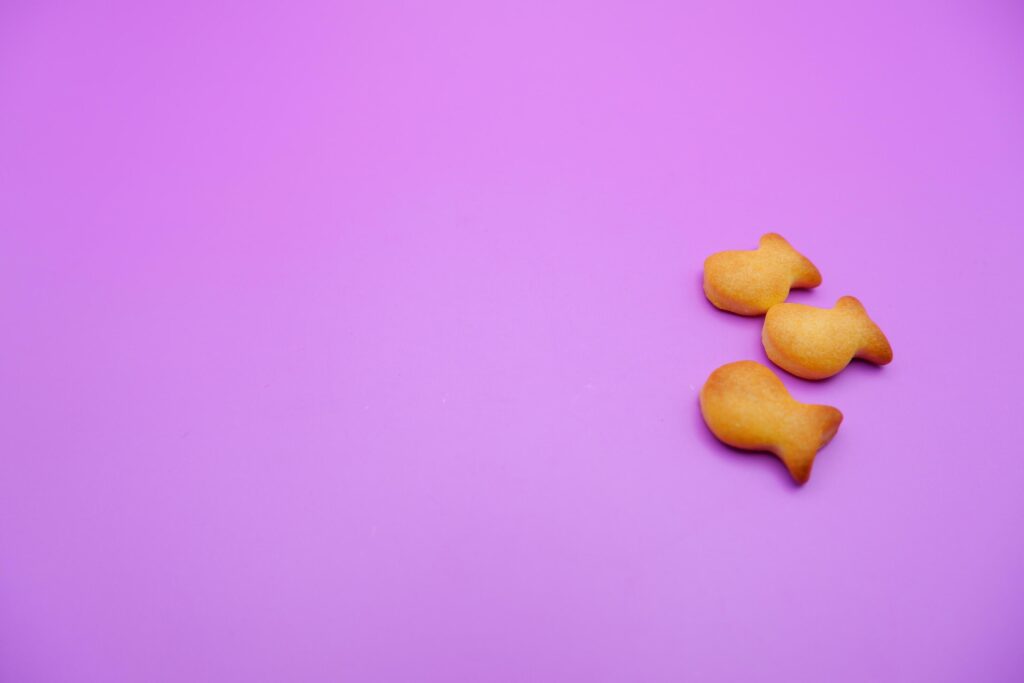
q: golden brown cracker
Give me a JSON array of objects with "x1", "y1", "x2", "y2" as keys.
[
  {"x1": 762, "y1": 296, "x2": 893, "y2": 380},
  {"x1": 699, "y1": 360, "x2": 843, "y2": 484},
  {"x1": 703, "y1": 233, "x2": 822, "y2": 316}
]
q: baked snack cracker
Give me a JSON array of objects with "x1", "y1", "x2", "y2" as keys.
[
  {"x1": 762, "y1": 296, "x2": 893, "y2": 380},
  {"x1": 703, "y1": 233, "x2": 822, "y2": 315},
  {"x1": 699, "y1": 360, "x2": 843, "y2": 484}
]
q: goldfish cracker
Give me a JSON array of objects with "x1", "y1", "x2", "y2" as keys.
[
  {"x1": 703, "y1": 233, "x2": 822, "y2": 316},
  {"x1": 762, "y1": 296, "x2": 893, "y2": 380},
  {"x1": 699, "y1": 360, "x2": 843, "y2": 484}
]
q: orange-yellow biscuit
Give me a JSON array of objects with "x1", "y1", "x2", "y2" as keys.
[
  {"x1": 762, "y1": 296, "x2": 893, "y2": 380},
  {"x1": 699, "y1": 360, "x2": 843, "y2": 484},
  {"x1": 703, "y1": 233, "x2": 822, "y2": 316}
]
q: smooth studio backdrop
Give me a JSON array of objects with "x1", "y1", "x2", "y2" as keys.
[{"x1": 2, "y1": 1, "x2": 1023, "y2": 681}]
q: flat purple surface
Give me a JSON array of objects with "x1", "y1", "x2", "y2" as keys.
[{"x1": 2, "y1": 1, "x2": 1023, "y2": 681}]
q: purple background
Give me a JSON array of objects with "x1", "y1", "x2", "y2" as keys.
[{"x1": 2, "y1": 1, "x2": 1023, "y2": 681}]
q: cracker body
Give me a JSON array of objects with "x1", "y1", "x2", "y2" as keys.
[
  {"x1": 699, "y1": 361, "x2": 843, "y2": 484},
  {"x1": 702, "y1": 233, "x2": 822, "y2": 316},
  {"x1": 762, "y1": 296, "x2": 893, "y2": 380}
]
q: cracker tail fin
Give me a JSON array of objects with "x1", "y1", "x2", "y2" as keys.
[
  {"x1": 777, "y1": 446, "x2": 816, "y2": 485},
  {"x1": 859, "y1": 320, "x2": 893, "y2": 365},
  {"x1": 759, "y1": 233, "x2": 822, "y2": 288},
  {"x1": 836, "y1": 296, "x2": 894, "y2": 365},
  {"x1": 777, "y1": 405, "x2": 843, "y2": 485}
]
